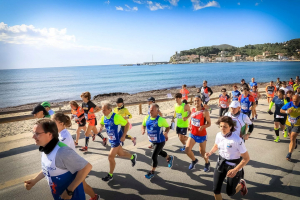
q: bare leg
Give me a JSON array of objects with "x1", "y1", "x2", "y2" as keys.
[
  {"x1": 108, "y1": 146, "x2": 120, "y2": 174},
  {"x1": 117, "y1": 146, "x2": 132, "y2": 159},
  {"x1": 289, "y1": 132, "x2": 298, "y2": 153},
  {"x1": 83, "y1": 180, "x2": 95, "y2": 198},
  {"x1": 199, "y1": 141, "x2": 209, "y2": 163},
  {"x1": 179, "y1": 134, "x2": 188, "y2": 145},
  {"x1": 214, "y1": 194, "x2": 222, "y2": 200},
  {"x1": 185, "y1": 137, "x2": 196, "y2": 161}
]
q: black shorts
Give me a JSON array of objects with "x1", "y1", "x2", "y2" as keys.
[
  {"x1": 274, "y1": 114, "x2": 286, "y2": 125},
  {"x1": 203, "y1": 100, "x2": 209, "y2": 105},
  {"x1": 176, "y1": 127, "x2": 187, "y2": 135},
  {"x1": 242, "y1": 111, "x2": 251, "y2": 118},
  {"x1": 255, "y1": 100, "x2": 258, "y2": 105},
  {"x1": 286, "y1": 125, "x2": 300, "y2": 134},
  {"x1": 77, "y1": 118, "x2": 87, "y2": 127}
]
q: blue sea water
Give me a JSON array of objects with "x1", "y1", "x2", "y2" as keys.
[{"x1": 0, "y1": 62, "x2": 299, "y2": 108}]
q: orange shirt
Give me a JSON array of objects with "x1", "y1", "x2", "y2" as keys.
[
  {"x1": 265, "y1": 85, "x2": 276, "y2": 97},
  {"x1": 180, "y1": 89, "x2": 190, "y2": 100}
]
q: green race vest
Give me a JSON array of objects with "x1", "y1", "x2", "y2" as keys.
[{"x1": 175, "y1": 103, "x2": 189, "y2": 128}]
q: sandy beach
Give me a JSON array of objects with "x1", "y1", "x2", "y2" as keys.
[{"x1": 0, "y1": 82, "x2": 269, "y2": 139}]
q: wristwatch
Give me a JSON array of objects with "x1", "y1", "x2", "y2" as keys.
[{"x1": 66, "y1": 188, "x2": 74, "y2": 196}]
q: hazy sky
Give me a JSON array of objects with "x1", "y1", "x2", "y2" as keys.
[{"x1": 0, "y1": 0, "x2": 299, "y2": 69}]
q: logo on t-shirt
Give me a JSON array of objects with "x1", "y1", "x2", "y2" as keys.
[{"x1": 227, "y1": 143, "x2": 232, "y2": 148}]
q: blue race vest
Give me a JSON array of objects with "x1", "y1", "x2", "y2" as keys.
[
  {"x1": 232, "y1": 90, "x2": 240, "y2": 101},
  {"x1": 146, "y1": 116, "x2": 165, "y2": 143},
  {"x1": 104, "y1": 113, "x2": 123, "y2": 145},
  {"x1": 240, "y1": 94, "x2": 251, "y2": 113}
]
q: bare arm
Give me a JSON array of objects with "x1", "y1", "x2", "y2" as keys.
[
  {"x1": 24, "y1": 171, "x2": 45, "y2": 190},
  {"x1": 205, "y1": 143, "x2": 218, "y2": 158},
  {"x1": 227, "y1": 151, "x2": 250, "y2": 178},
  {"x1": 142, "y1": 125, "x2": 146, "y2": 135}
]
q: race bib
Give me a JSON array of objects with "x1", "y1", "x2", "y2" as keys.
[
  {"x1": 268, "y1": 91, "x2": 273, "y2": 94},
  {"x1": 276, "y1": 115, "x2": 284, "y2": 119},
  {"x1": 191, "y1": 118, "x2": 200, "y2": 127},
  {"x1": 73, "y1": 114, "x2": 78, "y2": 120},
  {"x1": 148, "y1": 135, "x2": 157, "y2": 142},
  {"x1": 288, "y1": 116, "x2": 297, "y2": 124},
  {"x1": 241, "y1": 104, "x2": 248, "y2": 110},
  {"x1": 221, "y1": 104, "x2": 227, "y2": 108},
  {"x1": 108, "y1": 135, "x2": 116, "y2": 140},
  {"x1": 182, "y1": 94, "x2": 186, "y2": 97},
  {"x1": 84, "y1": 113, "x2": 88, "y2": 119},
  {"x1": 176, "y1": 113, "x2": 182, "y2": 119}
]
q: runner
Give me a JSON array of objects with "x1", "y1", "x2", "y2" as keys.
[
  {"x1": 205, "y1": 116, "x2": 249, "y2": 200},
  {"x1": 265, "y1": 81, "x2": 277, "y2": 103},
  {"x1": 173, "y1": 93, "x2": 191, "y2": 151},
  {"x1": 249, "y1": 77, "x2": 257, "y2": 91},
  {"x1": 114, "y1": 98, "x2": 137, "y2": 146},
  {"x1": 238, "y1": 87, "x2": 256, "y2": 118},
  {"x1": 295, "y1": 86, "x2": 300, "y2": 96},
  {"x1": 276, "y1": 78, "x2": 282, "y2": 91},
  {"x1": 232, "y1": 84, "x2": 241, "y2": 101},
  {"x1": 280, "y1": 81, "x2": 290, "y2": 94},
  {"x1": 53, "y1": 114, "x2": 100, "y2": 200},
  {"x1": 185, "y1": 95, "x2": 211, "y2": 172},
  {"x1": 293, "y1": 79, "x2": 300, "y2": 92},
  {"x1": 99, "y1": 101, "x2": 137, "y2": 182},
  {"x1": 240, "y1": 79, "x2": 248, "y2": 92},
  {"x1": 224, "y1": 101, "x2": 254, "y2": 141},
  {"x1": 180, "y1": 84, "x2": 190, "y2": 103},
  {"x1": 70, "y1": 101, "x2": 86, "y2": 146},
  {"x1": 32, "y1": 104, "x2": 49, "y2": 118},
  {"x1": 142, "y1": 103, "x2": 174, "y2": 179},
  {"x1": 286, "y1": 90, "x2": 294, "y2": 102},
  {"x1": 251, "y1": 86, "x2": 261, "y2": 120},
  {"x1": 268, "y1": 90, "x2": 289, "y2": 142},
  {"x1": 280, "y1": 95, "x2": 300, "y2": 161},
  {"x1": 198, "y1": 80, "x2": 213, "y2": 113},
  {"x1": 25, "y1": 119, "x2": 92, "y2": 200},
  {"x1": 147, "y1": 97, "x2": 163, "y2": 149},
  {"x1": 80, "y1": 92, "x2": 107, "y2": 152},
  {"x1": 218, "y1": 88, "x2": 231, "y2": 117},
  {"x1": 288, "y1": 78, "x2": 295, "y2": 86}
]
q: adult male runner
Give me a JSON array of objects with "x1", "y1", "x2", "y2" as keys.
[
  {"x1": 99, "y1": 101, "x2": 137, "y2": 181},
  {"x1": 240, "y1": 79, "x2": 248, "y2": 92},
  {"x1": 198, "y1": 80, "x2": 213, "y2": 113},
  {"x1": 173, "y1": 93, "x2": 191, "y2": 151},
  {"x1": 232, "y1": 85, "x2": 241, "y2": 101},
  {"x1": 280, "y1": 95, "x2": 300, "y2": 161},
  {"x1": 249, "y1": 78, "x2": 257, "y2": 91},
  {"x1": 266, "y1": 81, "x2": 277, "y2": 103},
  {"x1": 238, "y1": 87, "x2": 256, "y2": 118}
]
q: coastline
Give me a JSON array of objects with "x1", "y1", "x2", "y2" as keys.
[{"x1": 0, "y1": 82, "x2": 270, "y2": 113}]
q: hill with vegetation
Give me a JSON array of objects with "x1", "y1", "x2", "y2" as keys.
[{"x1": 171, "y1": 38, "x2": 300, "y2": 61}]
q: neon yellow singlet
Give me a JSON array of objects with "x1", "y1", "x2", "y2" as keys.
[{"x1": 175, "y1": 103, "x2": 189, "y2": 128}]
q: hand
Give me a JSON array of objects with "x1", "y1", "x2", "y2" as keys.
[
  {"x1": 164, "y1": 132, "x2": 168, "y2": 141},
  {"x1": 287, "y1": 109, "x2": 292, "y2": 114},
  {"x1": 60, "y1": 190, "x2": 72, "y2": 200},
  {"x1": 243, "y1": 134, "x2": 250, "y2": 140},
  {"x1": 199, "y1": 126, "x2": 205, "y2": 132},
  {"x1": 71, "y1": 116, "x2": 74, "y2": 119},
  {"x1": 142, "y1": 129, "x2": 145, "y2": 135},
  {"x1": 183, "y1": 117, "x2": 188, "y2": 121},
  {"x1": 120, "y1": 137, "x2": 126, "y2": 142},
  {"x1": 227, "y1": 168, "x2": 238, "y2": 178},
  {"x1": 24, "y1": 179, "x2": 36, "y2": 190},
  {"x1": 205, "y1": 152, "x2": 211, "y2": 159},
  {"x1": 218, "y1": 104, "x2": 220, "y2": 107},
  {"x1": 188, "y1": 127, "x2": 191, "y2": 131}
]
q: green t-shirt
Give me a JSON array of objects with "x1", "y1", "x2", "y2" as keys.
[
  {"x1": 100, "y1": 113, "x2": 128, "y2": 126},
  {"x1": 142, "y1": 115, "x2": 169, "y2": 128}
]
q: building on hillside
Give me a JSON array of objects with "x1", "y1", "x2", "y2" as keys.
[
  {"x1": 200, "y1": 56, "x2": 209, "y2": 62},
  {"x1": 246, "y1": 56, "x2": 254, "y2": 61},
  {"x1": 263, "y1": 51, "x2": 271, "y2": 57},
  {"x1": 226, "y1": 57, "x2": 233, "y2": 62},
  {"x1": 232, "y1": 55, "x2": 242, "y2": 61},
  {"x1": 215, "y1": 57, "x2": 227, "y2": 62},
  {"x1": 275, "y1": 53, "x2": 285, "y2": 60},
  {"x1": 180, "y1": 54, "x2": 199, "y2": 62},
  {"x1": 296, "y1": 49, "x2": 300, "y2": 55},
  {"x1": 254, "y1": 55, "x2": 265, "y2": 61},
  {"x1": 219, "y1": 51, "x2": 229, "y2": 57}
]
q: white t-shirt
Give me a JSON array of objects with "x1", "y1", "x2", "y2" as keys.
[
  {"x1": 224, "y1": 112, "x2": 252, "y2": 137},
  {"x1": 59, "y1": 129, "x2": 75, "y2": 151},
  {"x1": 279, "y1": 87, "x2": 289, "y2": 94},
  {"x1": 215, "y1": 132, "x2": 247, "y2": 166}
]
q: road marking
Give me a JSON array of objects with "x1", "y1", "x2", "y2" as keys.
[{"x1": 0, "y1": 172, "x2": 40, "y2": 190}]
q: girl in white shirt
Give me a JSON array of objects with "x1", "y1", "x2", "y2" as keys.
[{"x1": 205, "y1": 116, "x2": 250, "y2": 200}]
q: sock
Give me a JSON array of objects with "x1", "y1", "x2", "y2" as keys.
[
  {"x1": 85, "y1": 137, "x2": 89, "y2": 147},
  {"x1": 126, "y1": 135, "x2": 132, "y2": 139},
  {"x1": 108, "y1": 173, "x2": 113, "y2": 177},
  {"x1": 97, "y1": 132, "x2": 104, "y2": 139},
  {"x1": 274, "y1": 128, "x2": 279, "y2": 137},
  {"x1": 130, "y1": 155, "x2": 134, "y2": 160}
]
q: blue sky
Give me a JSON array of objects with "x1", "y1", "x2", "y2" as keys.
[{"x1": 0, "y1": 0, "x2": 299, "y2": 69}]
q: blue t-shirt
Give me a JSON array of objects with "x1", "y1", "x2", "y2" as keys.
[
  {"x1": 272, "y1": 96, "x2": 288, "y2": 115},
  {"x1": 232, "y1": 90, "x2": 241, "y2": 101},
  {"x1": 249, "y1": 82, "x2": 257, "y2": 88}
]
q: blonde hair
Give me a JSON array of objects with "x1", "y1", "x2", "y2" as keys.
[
  {"x1": 69, "y1": 101, "x2": 79, "y2": 109},
  {"x1": 81, "y1": 91, "x2": 91, "y2": 101},
  {"x1": 53, "y1": 113, "x2": 72, "y2": 128}
]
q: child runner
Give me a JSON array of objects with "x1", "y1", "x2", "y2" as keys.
[
  {"x1": 70, "y1": 101, "x2": 87, "y2": 146},
  {"x1": 251, "y1": 86, "x2": 261, "y2": 120},
  {"x1": 218, "y1": 88, "x2": 231, "y2": 117}
]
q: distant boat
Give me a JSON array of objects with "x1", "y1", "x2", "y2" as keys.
[{"x1": 149, "y1": 55, "x2": 156, "y2": 66}]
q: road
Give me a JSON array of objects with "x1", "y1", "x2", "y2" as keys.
[{"x1": 0, "y1": 99, "x2": 300, "y2": 200}]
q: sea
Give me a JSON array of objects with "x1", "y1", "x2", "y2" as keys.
[{"x1": 0, "y1": 62, "x2": 300, "y2": 108}]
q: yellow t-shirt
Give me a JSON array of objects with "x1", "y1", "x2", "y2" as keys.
[{"x1": 113, "y1": 107, "x2": 132, "y2": 119}]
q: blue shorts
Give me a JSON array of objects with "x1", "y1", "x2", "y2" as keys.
[
  {"x1": 189, "y1": 133, "x2": 207, "y2": 143},
  {"x1": 109, "y1": 132, "x2": 123, "y2": 148},
  {"x1": 176, "y1": 126, "x2": 187, "y2": 135}
]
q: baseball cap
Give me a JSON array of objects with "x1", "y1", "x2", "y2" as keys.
[
  {"x1": 32, "y1": 104, "x2": 49, "y2": 115},
  {"x1": 147, "y1": 97, "x2": 155, "y2": 102},
  {"x1": 41, "y1": 101, "x2": 51, "y2": 108},
  {"x1": 229, "y1": 101, "x2": 241, "y2": 108},
  {"x1": 241, "y1": 79, "x2": 245, "y2": 82},
  {"x1": 116, "y1": 98, "x2": 124, "y2": 103}
]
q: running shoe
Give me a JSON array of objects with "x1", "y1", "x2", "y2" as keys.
[
  {"x1": 209, "y1": 108, "x2": 212, "y2": 114},
  {"x1": 131, "y1": 153, "x2": 137, "y2": 167},
  {"x1": 295, "y1": 139, "x2": 298, "y2": 149},
  {"x1": 274, "y1": 136, "x2": 280, "y2": 143},
  {"x1": 148, "y1": 144, "x2": 153, "y2": 149},
  {"x1": 188, "y1": 159, "x2": 198, "y2": 170},
  {"x1": 168, "y1": 155, "x2": 174, "y2": 168},
  {"x1": 255, "y1": 114, "x2": 258, "y2": 120},
  {"x1": 284, "y1": 130, "x2": 288, "y2": 138},
  {"x1": 145, "y1": 171, "x2": 155, "y2": 179},
  {"x1": 74, "y1": 141, "x2": 78, "y2": 146},
  {"x1": 89, "y1": 194, "x2": 100, "y2": 200},
  {"x1": 251, "y1": 118, "x2": 254, "y2": 122},
  {"x1": 240, "y1": 179, "x2": 248, "y2": 196},
  {"x1": 102, "y1": 138, "x2": 107, "y2": 146},
  {"x1": 286, "y1": 153, "x2": 292, "y2": 161},
  {"x1": 204, "y1": 162, "x2": 210, "y2": 172},
  {"x1": 132, "y1": 137, "x2": 137, "y2": 146},
  {"x1": 92, "y1": 134, "x2": 96, "y2": 141},
  {"x1": 102, "y1": 174, "x2": 113, "y2": 182},
  {"x1": 180, "y1": 146, "x2": 186, "y2": 152},
  {"x1": 79, "y1": 146, "x2": 88, "y2": 152}
]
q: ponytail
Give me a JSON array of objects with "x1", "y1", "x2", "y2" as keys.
[{"x1": 53, "y1": 113, "x2": 72, "y2": 128}]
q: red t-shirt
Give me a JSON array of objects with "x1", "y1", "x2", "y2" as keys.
[
  {"x1": 180, "y1": 89, "x2": 190, "y2": 100},
  {"x1": 238, "y1": 94, "x2": 255, "y2": 102},
  {"x1": 189, "y1": 107, "x2": 207, "y2": 136}
]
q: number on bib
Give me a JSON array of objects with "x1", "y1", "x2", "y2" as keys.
[{"x1": 191, "y1": 118, "x2": 200, "y2": 127}]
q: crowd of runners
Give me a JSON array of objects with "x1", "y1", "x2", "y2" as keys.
[{"x1": 25, "y1": 76, "x2": 300, "y2": 200}]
